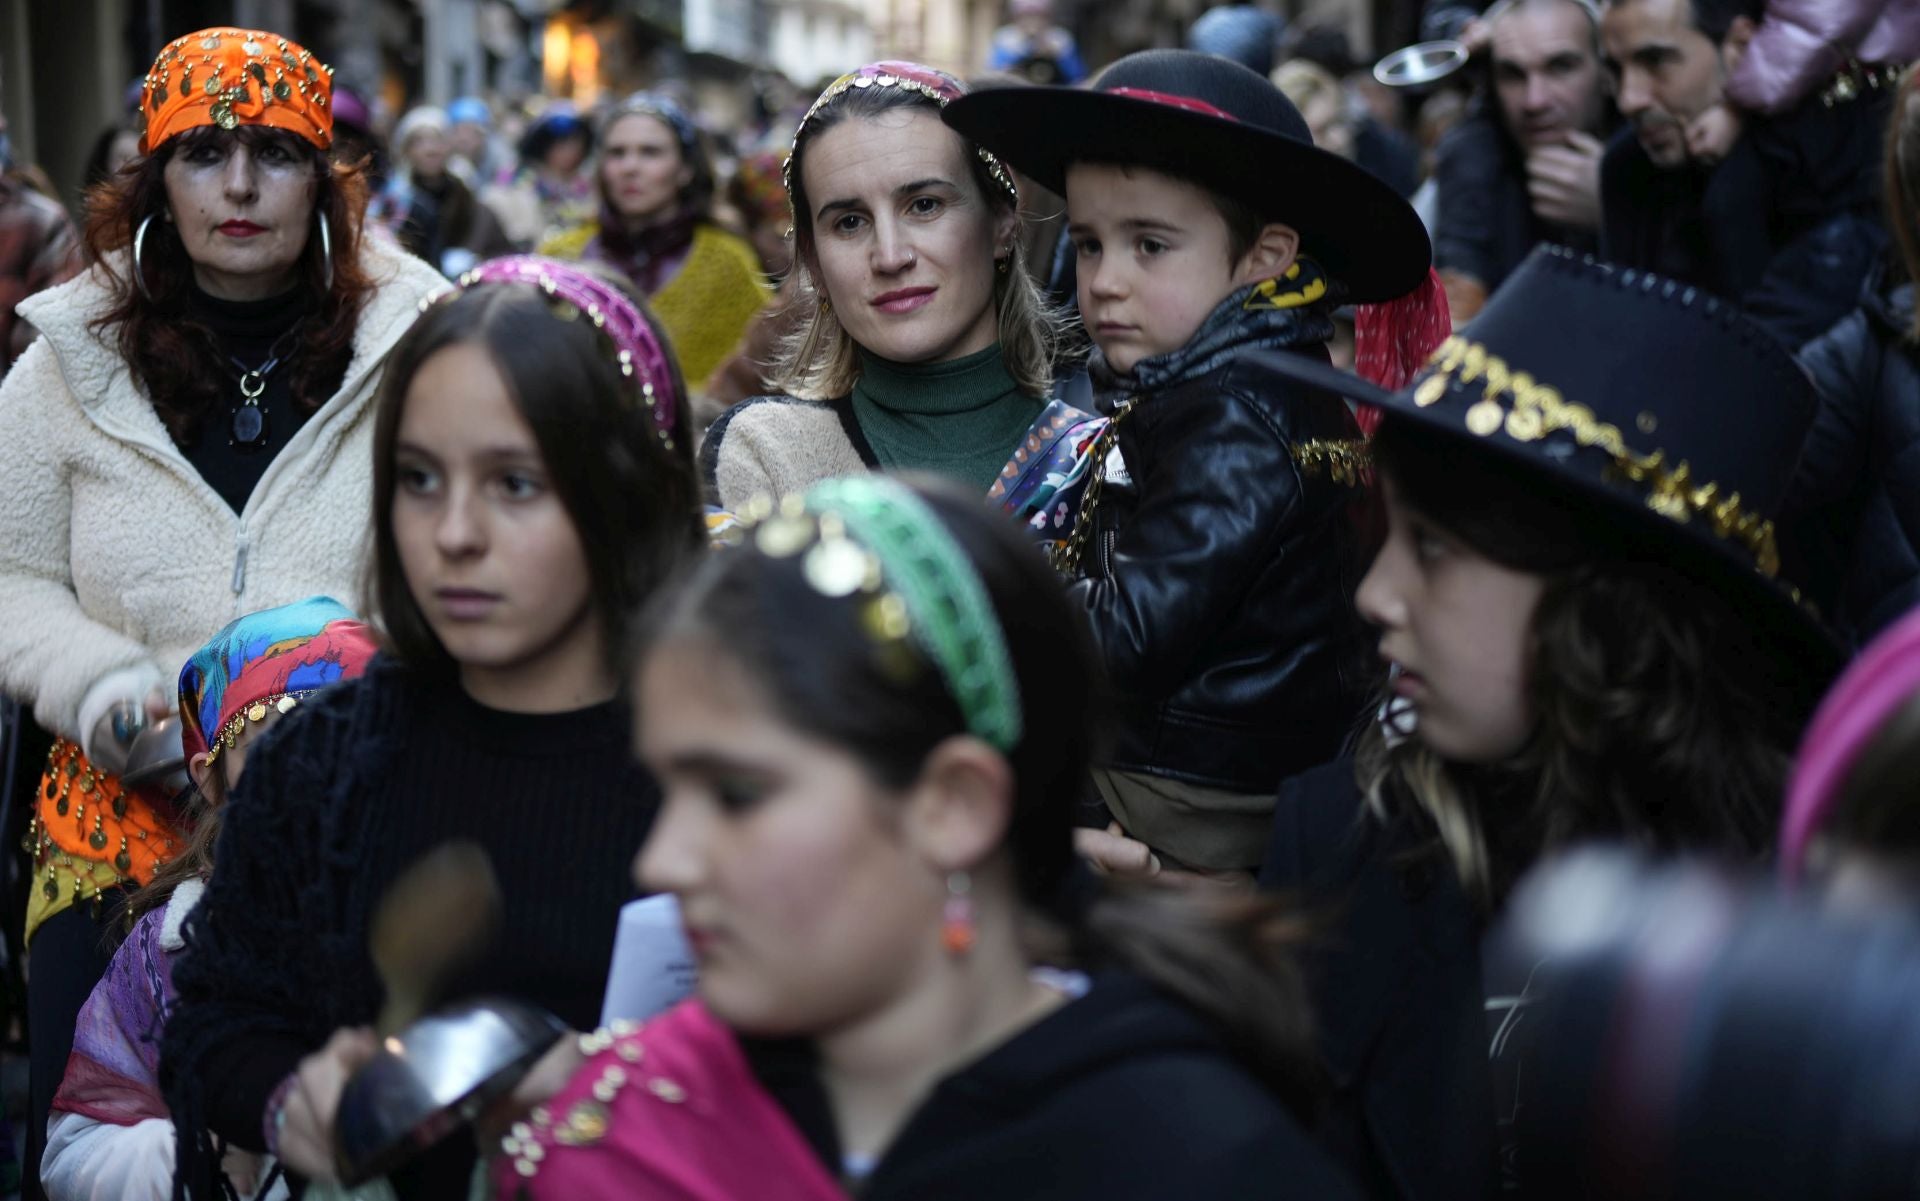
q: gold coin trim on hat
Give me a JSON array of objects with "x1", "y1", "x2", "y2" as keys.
[{"x1": 1412, "y1": 334, "x2": 1783, "y2": 580}]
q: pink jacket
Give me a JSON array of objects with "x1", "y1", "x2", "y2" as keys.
[{"x1": 1728, "y1": 0, "x2": 1920, "y2": 115}]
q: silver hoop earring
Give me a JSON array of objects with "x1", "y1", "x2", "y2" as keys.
[
  {"x1": 317, "y1": 210, "x2": 334, "y2": 292},
  {"x1": 132, "y1": 213, "x2": 157, "y2": 302}
]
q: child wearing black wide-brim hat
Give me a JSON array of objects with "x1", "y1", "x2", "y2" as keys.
[
  {"x1": 945, "y1": 50, "x2": 1439, "y2": 873},
  {"x1": 1251, "y1": 245, "x2": 1845, "y2": 1197}
]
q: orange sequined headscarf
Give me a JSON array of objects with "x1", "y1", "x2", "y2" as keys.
[{"x1": 139, "y1": 27, "x2": 334, "y2": 155}]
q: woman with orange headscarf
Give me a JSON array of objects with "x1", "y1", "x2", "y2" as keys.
[{"x1": 0, "y1": 27, "x2": 443, "y2": 1195}]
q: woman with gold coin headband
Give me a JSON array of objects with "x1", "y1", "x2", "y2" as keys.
[{"x1": 0, "y1": 26, "x2": 444, "y2": 1193}]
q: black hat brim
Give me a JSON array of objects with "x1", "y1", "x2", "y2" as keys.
[
  {"x1": 1246, "y1": 350, "x2": 1846, "y2": 676},
  {"x1": 943, "y1": 87, "x2": 1432, "y2": 305}
]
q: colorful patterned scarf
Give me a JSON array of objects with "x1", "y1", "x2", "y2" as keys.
[{"x1": 179, "y1": 596, "x2": 380, "y2": 763}]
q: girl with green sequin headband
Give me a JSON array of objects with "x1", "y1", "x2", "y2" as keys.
[
  {"x1": 771, "y1": 61, "x2": 1063, "y2": 403},
  {"x1": 608, "y1": 475, "x2": 1339, "y2": 1193}
]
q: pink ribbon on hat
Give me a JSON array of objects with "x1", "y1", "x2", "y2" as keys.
[
  {"x1": 1105, "y1": 86, "x2": 1239, "y2": 122},
  {"x1": 1780, "y1": 606, "x2": 1920, "y2": 884},
  {"x1": 460, "y1": 256, "x2": 678, "y2": 439}
]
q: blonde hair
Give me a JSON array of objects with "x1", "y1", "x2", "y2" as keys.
[
  {"x1": 1271, "y1": 59, "x2": 1341, "y2": 114},
  {"x1": 772, "y1": 82, "x2": 1064, "y2": 401}
]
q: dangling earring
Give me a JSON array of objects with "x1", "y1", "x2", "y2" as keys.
[
  {"x1": 820, "y1": 293, "x2": 832, "y2": 316},
  {"x1": 132, "y1": 214, "x2": 158, "y2": 302},
  {"x1": 941, "y1": 871, "x2": 975, "y2": 955},
  {"x1": 996, "y1": 254, "x2": 1010, "y2": 275},
  {"x1": 316, "y1": 210, "x2": 334, "y2": 292}
]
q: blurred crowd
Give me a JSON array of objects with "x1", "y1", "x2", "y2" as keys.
[{"x1": 0, "y1": 1, "x2": 1917, "y2": 1199}]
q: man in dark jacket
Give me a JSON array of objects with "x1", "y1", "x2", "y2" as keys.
[
  {"x1": 1433, "y1": 0, "x2": 1612, "y2": 323},
  {"x1": 1599, "y1": 0, "x2": 1885, "y2": 346}
]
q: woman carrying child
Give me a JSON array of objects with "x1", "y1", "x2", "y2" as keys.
[
  {"x1": 162, "y1": 258, "x2": 703, "y2": 1198},
  {"x1": 700, "y1": 63, "x2": 1100, "y2": 556}
]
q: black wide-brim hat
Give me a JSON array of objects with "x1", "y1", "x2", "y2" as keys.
[
  {"x1": 942, "y1": 48, "x2": 1431, "y2": 304},
  {"x1": 1250, "y1": 245, "x2": 1843, "y2": 672}
]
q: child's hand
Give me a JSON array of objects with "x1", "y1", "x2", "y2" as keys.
[
  {"x1": 1075, "y1": 822, "x2": 1162, "y2": 881},
  {"x1": 1526, "y1": 131, "x2": 1606, "y2": 231},
  {"x1": 273, "y1": 1026, "x2": 378, "y2": 1183},
  {"x1": 476, "y1": 1033, "x2": 586, "y2": 1148},
  {"x1": 1685, "y1": 102, "x2": 1742, "y2": 165}
]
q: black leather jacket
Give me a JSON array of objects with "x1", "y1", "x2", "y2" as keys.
[{"x1": 1075, "y1": 322, "x2": 1375, "y2": 795}]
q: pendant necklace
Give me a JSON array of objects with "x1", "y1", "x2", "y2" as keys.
[{"x1": 228, "y1": 323, "x2": 303, "y2": 453}]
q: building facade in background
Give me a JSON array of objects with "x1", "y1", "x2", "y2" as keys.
[{"x1": 0, "y1": 0, "x2": 1386, "y2": 209}]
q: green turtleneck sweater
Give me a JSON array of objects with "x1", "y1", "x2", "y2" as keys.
[{"x1": 850, "y1": 344, "x2": 1044, "y2": 492}]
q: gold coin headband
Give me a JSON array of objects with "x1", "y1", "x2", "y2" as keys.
[
  {"x1": 783, "y1": 61, "x2": 1020, "y2": 207},
  {"x1": 730, "y1": 478, "x2": 1024, "y2": 751}
]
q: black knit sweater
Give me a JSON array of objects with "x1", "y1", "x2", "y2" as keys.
[{"x1": 161, "y1": 656, "x2": 658, "y2": 1199}]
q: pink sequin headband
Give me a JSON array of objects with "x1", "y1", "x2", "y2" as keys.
[
  {"x1": 450, "y1": 256, "x2": 678, "y2": 444},
  {"x1": 784, "y1": 61, "x2": 1019, "y2": 205}
]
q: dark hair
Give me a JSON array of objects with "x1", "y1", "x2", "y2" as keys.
[
  {"x1": 1825, "y1": 687, "x2": 1920, "y2": 856},
  {"x1": 366, "y1": 275, "x2": 705, "y2": 677},
  {"x1": 121, "y1": 770, "x2": 227, "y2": 938},
  {"x1": 641, "y1": 478, "x2": 1325, "y2": 1111},
  {"x1": 81, "y1": 118, "x2": 142, "y2": 194},
  {"x1": 1074, "y1": 161, "x2": 1281, "y2": 269},
  {"x1": 81, "y1": 125, "x2": 374, "y2": 446},
  {"x1": 597, "y1": 107, "x2": 717, "y2": 225},
  {"x1": 1687, "y1": 0, "x2": 1762, "y2": 43},
  {"x1": 519, "y1": 113, "x2": 593, "y2": 168},
  {"x1": 1885, "y1": 70, "x2": 1920, "y2": 343},
  {"x1": 1356, "y1": 417, "x2": 1824, "y2": 908}
]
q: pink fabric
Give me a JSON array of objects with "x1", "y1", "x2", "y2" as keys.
[
  {"x1": 1780, "y1": 606, "x2": 1920, "y2": 883},
  {"x1": 51, "y1": 908, "x2": 176, "y2": 1127},
  {"x1": 1726, "y1": 0, "x2": 1918, "y2": 115},
  {"x1": 492, "y1": 1000, "x2": 846, "y2": 1200}
]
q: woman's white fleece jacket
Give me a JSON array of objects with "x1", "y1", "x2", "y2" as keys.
[{"x1": 0, "y1": 239, "x2": 446, "y2": 750}]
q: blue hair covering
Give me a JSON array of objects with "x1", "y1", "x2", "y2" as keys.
[
  {"x1": 1186, "y1": 5, "x2": 1287, "y2": 77},
  {"x1": 448, "y1": 96, "x2": 491, "y2": 128}
]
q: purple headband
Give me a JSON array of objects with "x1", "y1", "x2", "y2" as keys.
[{"x1": 452, "y1": 256, "x2": 678, "y2": 444}]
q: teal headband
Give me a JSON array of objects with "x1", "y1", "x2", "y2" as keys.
[{"x1": 740, "y1": 477, "x2": 1023, "y2": 751}]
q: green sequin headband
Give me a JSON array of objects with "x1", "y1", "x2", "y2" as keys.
[{"x1": 733, "y1": 477, "x2": 1024, "y2": 751}]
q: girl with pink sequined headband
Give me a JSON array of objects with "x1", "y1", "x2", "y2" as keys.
[
  {"x1": 162, "y1": 257, "x2": 705, "y2": 1197},
  {"x1": 444, "y1": 255, "x2": 683, "y2": 446}
]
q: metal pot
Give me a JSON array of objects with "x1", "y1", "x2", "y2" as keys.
[
  {"x1": 119, "y1": 715, "x2": 190, "y2": 802},
  {"x1": 333, "y1": 997, "x2": 566, "y2": 1186},
  {"x1": 1373, "y1": 40, "x2": 1471, "y2": 90}
]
